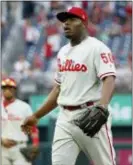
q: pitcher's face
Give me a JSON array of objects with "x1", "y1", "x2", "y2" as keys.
[{"x1": 63, "y1": 16, "x2": 84, "y2": 39}]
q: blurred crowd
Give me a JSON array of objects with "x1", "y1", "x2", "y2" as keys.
[{"x1": 1, "y1": 1, "x2": 132, "y2": 100}]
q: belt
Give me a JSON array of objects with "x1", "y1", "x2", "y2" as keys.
[
  {"x1": 15, "y1": 141, "x2": 26, "y2": 145},
  {"x1": 62, "y1": 101, "x2": 94, "y2": 111}
]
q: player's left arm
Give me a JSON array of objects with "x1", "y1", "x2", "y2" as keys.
[
  {"x1": 74, "y1": 45, "x2": 116, "y2": 137},
  {"x1": 99, "y1": 75, "x2": 115, "y2": 106},
  {"x1": 95, "y1": 43, "x2": 116, "y2": 107}
]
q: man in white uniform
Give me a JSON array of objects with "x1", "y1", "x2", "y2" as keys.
[
  {"x1": 1, "y1": 78, "x2": 39, "y2": 165},
  {"x1": 22, "y1": 7, "x2": 116, "y2": 165}
]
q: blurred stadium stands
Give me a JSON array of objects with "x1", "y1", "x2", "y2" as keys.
[
  {"x1": 1, "y1": 1, "x2": 132, "y2": 99},
  {"x1": 1, "y1": 1, "x2": 132, "y2": 165}
]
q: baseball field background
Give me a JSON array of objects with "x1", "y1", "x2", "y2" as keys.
[{"x1": 1, "y1": 1, "x2": 132, "y2": 165}]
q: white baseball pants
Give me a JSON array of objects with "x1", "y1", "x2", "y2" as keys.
[
  {"x1": 2, "y1": 143, "x2": 31, "y2": 165},
  {"x1": 52, "y1": 107, "x2": 116, "y2": 165}
]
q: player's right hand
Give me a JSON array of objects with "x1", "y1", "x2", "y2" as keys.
[{"x1": 21, "y1": 115, "x2": 38, "y2": 135}]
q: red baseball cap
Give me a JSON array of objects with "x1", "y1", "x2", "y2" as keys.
[
  {"x1": 56, "y1": 7, "x2": 88, "y2": 25},
  {"x1": 1, "y1": 78, "x2": 17, "y2": 88}
]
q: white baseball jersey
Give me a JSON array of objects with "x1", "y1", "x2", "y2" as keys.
[
  {"x1": 1, "y1": 99, "x2": 33, "y2": 142},
  {"x1": 55, "y1": 36, "x2": 116, "y2": 105}
]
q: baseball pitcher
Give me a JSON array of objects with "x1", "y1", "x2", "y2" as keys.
[
  {"x1": 22, "y1": 7, "x2": 116, "y2": 165},
  {"x1": 1, "y1": 78, "x2": 40, "y2": 165}
]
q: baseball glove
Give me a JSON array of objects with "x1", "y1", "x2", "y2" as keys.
[
  {"x1": 20, "y1": 145, "x2": 40, "y2": 162},
  {"x1": 74, "y1": 105, "x2": 109, "y2": 137}
]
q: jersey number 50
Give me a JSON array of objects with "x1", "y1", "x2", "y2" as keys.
[{"x1": 101, "y1": 53, "x2": 114, "y2": 64}]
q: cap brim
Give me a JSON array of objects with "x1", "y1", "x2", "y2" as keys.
[
  {"x1": 56, "y1": 12, "x2": 79, "y2": 22},
  {"x1": 1, "y1": 85, "x2": 17, "y2": 88}
]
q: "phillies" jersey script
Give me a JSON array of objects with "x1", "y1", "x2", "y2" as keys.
[{"x1": 55, "y1": 37, "x2": 116, "y2": 106}]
